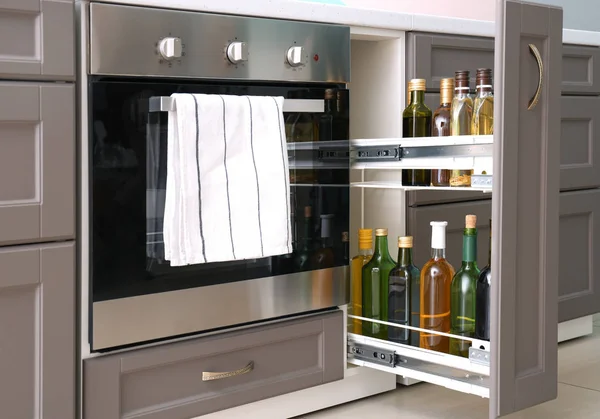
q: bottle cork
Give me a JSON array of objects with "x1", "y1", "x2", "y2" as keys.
[
  {"x1": 304, "y1": 206, "x2": 312, "y2": 218},
  {"x1": 465, "y1": 214, "x2": 477, "y2": 229},
  {"x1": 398, "y1": 236, "x2": 413, "y2": 248},
  {"x1": 375, "y1": 228, "x2": 388, "y2": 237}
]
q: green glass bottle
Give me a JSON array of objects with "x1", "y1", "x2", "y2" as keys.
[
  {"x1": 362, "y1": 228, "x2": 396, "y2": 339},
  {"x1": 388, "y1": 236, "x2": 420, "y2": 345},
  {"x1": 450, "y1": 215, "x2": 481, "y2": 357},
  {"x1": 402, "y1": 78, "x2": 432, "y2": 187}
]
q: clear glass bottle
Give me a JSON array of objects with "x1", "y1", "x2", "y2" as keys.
[
  {"x1": 362, "y1": 228, "x2": 396, "y2": 339},
  {"x1": 472, "y1": 68, "x2": 494, "y2": 135},
  {"x1": 450, "y1": 71, "x2": 474, "y2": 187},
  {"x1": 450, "y1": 215, "x2": 480, "y2": 357},
  {"x1": 388, "y1": 236, "x2": 420, "y2": 345},
  {"x1": 476, "y1": 219, "x2": 492, "y2": 341},
  {"x1": 402, "y1": 79, "x2": 432, "y2": 187},
  {"x1": 351, "y1": 229, "x2": 374, "y2": 334},
  {"x1": 420, "y1": 221, "x2": 455, "y2": 353},
  {"x1": 431, "y1": 78, "x2": 453, "y2": 187}
]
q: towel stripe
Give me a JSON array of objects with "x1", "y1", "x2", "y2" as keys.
[
  {"x1": 191, "y1": 95, "x2": 207, "y2": 263},
  {"x1": 271, "y1": 97, "x2": 291, "y2": 248},
  {"x1": 218, "y1": 95, "x2": 236, "y2": 259},
  {"x1": 245, "y1": 97, "x2": 264, "y2": 256}
]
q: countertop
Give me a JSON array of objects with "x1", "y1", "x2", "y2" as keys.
[{"x1": 93, "y1": 0, "x2": 600, "y2": 45}]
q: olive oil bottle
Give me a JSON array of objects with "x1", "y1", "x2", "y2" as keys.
[{"x1": 402, "y1": 79, "x2": 432, "y2": 187}]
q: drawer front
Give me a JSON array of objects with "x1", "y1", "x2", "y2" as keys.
[
  {"x1": 406, "y1": 32, "x2": 494, "y2": 91},
  {"x1": 0, "y1": 82, "x2": 75, "y2": 245},
  {"x1": 407, "y1": 200, "x2": 491, "y2": 269},
  {"x1": 562, "y1": 44, "x2": 600, "y2": 95},
  {"x1": 560, "y1": 96, "x2": 600, "y2": 190},
  {"x1": 558, "y1": 189, "x2": 600, "y2": 322},
  {"x1": 0, "y1": 0, "x2": 74, "y2": 80},
  {"x1": 84, "y1": 310, "x2": 344, "y2": 419}
]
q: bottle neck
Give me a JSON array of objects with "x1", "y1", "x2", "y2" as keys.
[
  {"x1": 397, "y1": 247, "x2": 413, "y2": 266},
  {"x1": 302, "y1": 216, "x2": 313, "y2": 249},
  {"x1": 324, "y1": 98, "x2": 333, "y2": 113},
  {"x1": 462, "y1": 228, "x2": 478, "y2": 264},
  {"x1": 410, "y1": 90, "x2": 425, "y2": 105},
  {"x1": 476, "y1": 86, "x2": 493, "y2": 96},
  {"x1": 358, "y1": 246, "x2": 374, "y2": 257},
  {"x1": 431, "y1": 247, "x2": 446, "y2": 259},
  {"x1": 373, "y1": 235, "x2": 389, "y2": 257}
]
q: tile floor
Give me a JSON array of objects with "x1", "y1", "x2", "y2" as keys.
[{"x1": 302, "y1": 316, "x2": 600, "y2": 419}]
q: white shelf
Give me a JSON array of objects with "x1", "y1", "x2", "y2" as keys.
[
  {"x1": 351, "y1": 181, "x2": 492, "y2": 192},
  {"x1": 351, "y1": 134, "x2": 493, "y2": 148}
]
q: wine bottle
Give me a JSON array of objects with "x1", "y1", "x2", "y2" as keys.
[
  {"x1": 450, "y1": 215, "x2": 481, "y2": 357},
  {"x1": 420, "y1": 221, "x2": 455, "y2": 353},
  {"x1": 294, "y1": 206, "x2": 313, "y2": 270},
  {"x1": 311, "y1": 214, "x2": 335, "y2": 269},
  {"x1": 431, "y1": 78, "x2": 453, "y2": 187},
  {"x1": 388, "y1": 236, "x2": 420, "y2": 345},
  {"x1": 472, "y1": 68, "x2": 494, "y2": 135},
  {"x1": 450, "y1": 71, "x2": 474, "y2": 187},
  {"x1": 342, "y1": 231, "x2": 350, "y2": 265},
  {"x1": 476, "y1": 219, "x2": 492, "y2": 341},
  {"x1": 351, "y1": 229, "x2": 373, "y2": 334},
  {"x1": 317, "y1": 89, "x2": 335, "y2": 142},
  {"x1": 362, "y1": 228, "x2": 396, "y2": 339},
  {"x1": 402, "y1": 79, "x2": 432, "y2": 187}
]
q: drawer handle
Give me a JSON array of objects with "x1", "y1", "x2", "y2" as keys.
[
  {"x1": 528, "y1": 43, "x2": 543, "y2": 111},
  {"x1": 202, "y1": 361, "x2": 254, "y2": 381}
]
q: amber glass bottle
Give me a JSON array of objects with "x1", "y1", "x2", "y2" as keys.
[
  {"x1": 450, "y1": 71, "x2": 474, "y2": 187},
  {"x1": 402, "y1": 79, "x2": 432, "y2": 187},
  {"x1": 431, "y1": 78, "x2": 453, "y2": 186},
  {"x1": 472, "y1": 68, "x2": 494, "y2": 135},
  {"x1": 350, "y1": 229, "x2": 374, "y2": 334}
]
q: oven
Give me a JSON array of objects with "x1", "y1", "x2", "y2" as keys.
[{"x1": 79, "y1": 2, "x2": 351, "y2": 351}]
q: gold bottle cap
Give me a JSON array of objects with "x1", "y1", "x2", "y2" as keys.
[
  {"x1": 398, "y1": 236, "x2": 413, "y2": 248},
  {"x1": 304, "y1": 206, "x2": 312, "y2": 218},
  {"x1": 408, "y1": 78, "x2": 426, "y2": 92},
  {"x1": 466, "y1": 214, "x2": 477, "y2": 229},
  {"x1": 440, "y1": 77, "x2": 454, "y2": 104},
  {"x1": 375, "y1": 228, "x2": 388, "y2": 237},
  {"x1": 358, "y1": 228, "x2": 373, "y2": 250},
  {"x1": 342, "y1": 231, "x2": 349, "y2": 242}
]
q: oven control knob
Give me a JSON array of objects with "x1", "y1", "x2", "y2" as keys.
[
  {"x1": 158, "y1": 37, "x2": 183, "y2": 60},
  {"x1": 226, "y1": 42, "x2": 248, "y2": 64},
  {"x1": 286, "y1": 46, "x2": 305, "y2": 67}
]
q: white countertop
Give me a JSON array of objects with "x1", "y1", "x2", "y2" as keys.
[{"x1": 94, "y1": 0, "x2": 600, "y2": 45}]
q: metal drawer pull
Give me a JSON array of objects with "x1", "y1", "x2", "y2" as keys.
[
  {"x1": 202, "y1": 361, "x2": 254, "y2": 381},
  {"x1": 527, "y1": 43, "x2": 543, "y2": 111}
]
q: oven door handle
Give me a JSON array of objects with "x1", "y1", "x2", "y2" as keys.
[
  {"x1": 149, "y1": 97, "x2": 324, "y2": 113},
  {"x1": 202, "y1": 361, "x2": 255, "y2": 381}
]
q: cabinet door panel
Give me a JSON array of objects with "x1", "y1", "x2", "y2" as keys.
[
  {"x1": 0, "y1": 0, "x2": 74, "y2": 79},
  {"x1": 562, "y1": 44, "x2": 600, "y2": 95},
  {"x1": 0, "y1": 82, "x2": 75, "y2": 245},
  {"x1": 492, "y1": 1, "x2": 561, "y2": 417},
  {"x1": 0, "y1": 242, "x2": 75, "y2": 419},
  {"x1": 558, "y1": 189, "x2": 600, "y2": 322},
  {"x1": 560, "y1": 96, "x2": 600, "y2": 190}
]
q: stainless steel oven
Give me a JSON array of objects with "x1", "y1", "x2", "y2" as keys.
[{"x1": 79, "y1": 2, "x2": 351, "y2": 351}]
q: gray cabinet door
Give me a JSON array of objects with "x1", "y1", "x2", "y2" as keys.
[
  {"x1": 0, "y1": 82, "x2": 75, "y2": 245},
  {"x1": 0, "y1": 0, "x2": 74, "y2": 80},
  {"x1": 560, "y1": 96, "x2": 600, "y2": 190},
  {"x1": 562, "y1": 44, "x2": 600, "y2": 95},
  {"x1": 406, "y1": 200, "x2": 491, "y2": 269},
  {"x1": 491, "y1": 1, "x2": 561, "y2": 417},
  {"x1": 558, "y1": 189, "x2": 600, "y2": 322},
  {"x1": 0, "y1": 242, "x2": 75, "y2": 419}
]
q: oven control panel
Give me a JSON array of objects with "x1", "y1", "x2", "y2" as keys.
[{"x1": 89, "y1": 3, "x2": 350, "y2": 83}]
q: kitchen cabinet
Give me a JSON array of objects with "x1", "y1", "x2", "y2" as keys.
[
  {"x1": 0, "y1": 242, "x2": 75, "y2": 419},
  {"x1": 558, "y1": 189, "x2": 600, "y2": 322},
  {"x1": 562, "y1": 44, "x2": 600, "y2": 95}
]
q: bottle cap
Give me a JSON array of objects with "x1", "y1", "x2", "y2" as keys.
[
  {"x1": 342, "y1": 231, "x2": 349, "y2": 242},
  {"x1": 440, "y1": 78, "x2": 454, "y2": 104},
  {"x1": 430, "y1": 221, "x2": 448, "y2": 249},
  {"x1": 476, "y1": 68, "x2": 493, "y2": 87},
  {"x1": 398, "y1": 236, "x2": 413, "y2": 248},
  {"x1": 358, "y1": 228, "x2": 373, "y2": 250},
  {"x1": 375, "y1": 228, "x2": 388, "y2": 237},
  {"x1": 325, "y1": 89, "x2": 335, "y2": 100},
  {"x1": 320, "y1": 214, "x2": 334, "y2": 238},
  {"x1": 454, "y1": 70, "x2": 470, "y2": 89},
  {"x1": 408, "y1": 79, "x2": 426, "y2": 92},
  {"x1": 465, "y1": 214, "x2": 477, "y2": 229},
  {"x1": 304, "y1": 206, "x2": 312, "y2": 218}
]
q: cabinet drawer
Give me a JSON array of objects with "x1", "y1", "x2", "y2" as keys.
[
  {"x1": 406, "y1": 32, "x2": 494, "y2": 91},
  {"x1": 562, "y1": 44, "x2": 600, "y2": 95},
  {"x1": 84, "y1": 310, "x2": 344, "y2": 419},
  {"x1": 0, "y1": 0, "x2": 74, "y2": 80},
  {"x1": 560, "y1": 96, "x2": 600, "y2": 190},
  {"x1": 558, "y1": 189, "x2": 600, "y2": 322},
  {"x1": 0, "y1": 82, "x2": 75, "y2": 245}
]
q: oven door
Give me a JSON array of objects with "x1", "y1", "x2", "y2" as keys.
[{"x1": 89, "y1": 77, "x2": 350, "y2": 350}]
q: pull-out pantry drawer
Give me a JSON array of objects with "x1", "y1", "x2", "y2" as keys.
[{"x1": 84, "y1": 309, "x2": 344, "y2": 419}]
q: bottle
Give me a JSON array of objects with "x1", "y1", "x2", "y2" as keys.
[
  {"x1": 334, "y1": 89, "x2": 350, "y2": 141},
  {"x1": 388, "y1": 236, "x2": 420, "y2": 345},
  {"x1": 420, "y1": 221, "x2": 455, "y2": 353},
  {"x1": 317, "y1": 89, "x2": 334, "y2": 142},
  {"x1": 362, "y1": 228, "x2": 396, "y2": 339},
  {"x1": 294, "y1": 206, "x2": 313, "y2": 270},
  {"x1": 472, "y1": 68, "x2": 494, "y2": 135},
  {"x1": 450, "y1": 215, "x2": 481, "y2": 357},
  {"x1": 311, "y1": 214, "x2": 335, "y2": 270},
  {"x1": 431, "y1": 78, "x2": 453, "y2": 187},
  {"x1": 341, "y1": 231, "x2": 350, "y2": 265},
  {"x1": 476, "y1": 219, "x2": 492, "y2": 341},
  {"x1": 402, "y1": 79, "x2": 432, "y2": 187},
  {"x1": 450, "y1": 71, "x2": 474, "y2": 187},
  {"x1": 351, "y1": 229, "x2": 374, "y2": 334}
]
